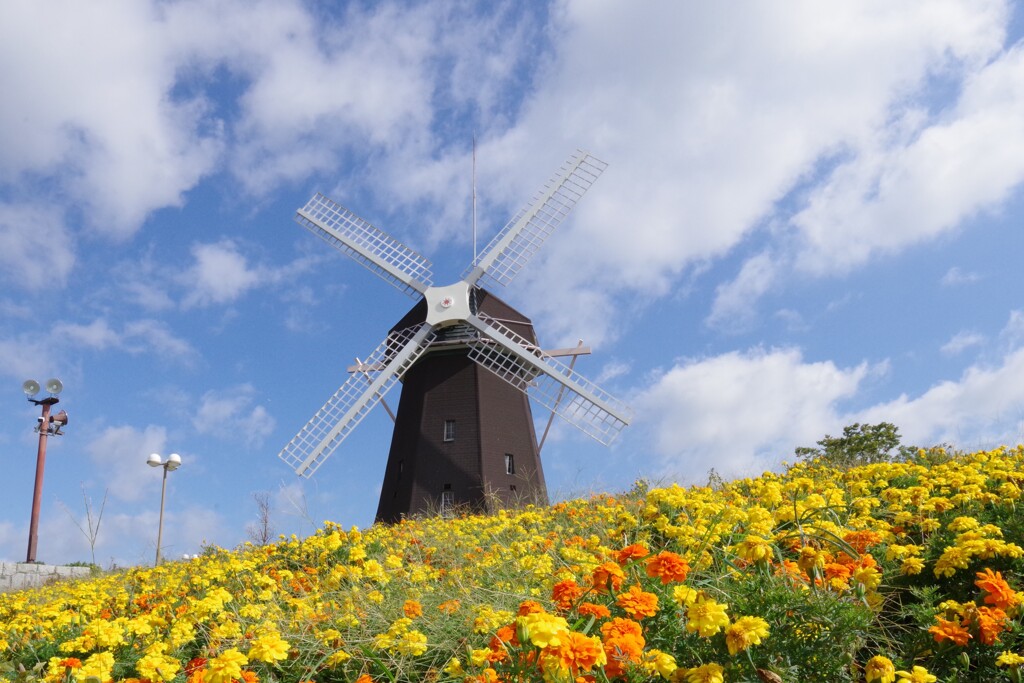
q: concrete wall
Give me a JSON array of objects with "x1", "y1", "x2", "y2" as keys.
[{"x1": 0, "y1": 561, "x2": 91, "y2": 592}]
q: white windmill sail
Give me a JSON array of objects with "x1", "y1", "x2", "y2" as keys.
[
  {"x1": 296, "y1": 193, "x2": 433, "y2": 297},
  {"x1": 464, "y1": 313, "x2": 632, "y2": 444},
  {"x1": 464, "y1": 151, "x2": 607, "y2": 289},
  {"x1": 279, "y1": 323, "x2": 436, "y2": 477}
]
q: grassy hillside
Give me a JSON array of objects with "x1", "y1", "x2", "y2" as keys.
[{"x1": 4, "y1": 447, "x2": 1024, "y2": 682}]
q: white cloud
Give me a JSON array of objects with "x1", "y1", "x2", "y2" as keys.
[
  {"x1": 179, "y1": 239, "x2": 323, "y2": 309},
  {"x1": 181, "y1": 240, "x2": 263, "y2": 308},
  {"x1": 192, "y1": 385, "x2": 276, "y2": 448},
  {"x1": 0, "y1": 203, "x2": 75, "y2": 290},
  {"x1": 941, "y1": 330, "x2": 986, "y2": 356},
  {"x1": 468, "y1": 1, "x2": 1015, "y2": 344},
  {"x1": 637, "y1": 348, "x2": 870, "y2": 479},
  {"x1": 85, "y1": 425, "x2": 169, "y2": 502},
  {"x1": 707, "y1": 252, "x2": 781, "y2": 332},
  {"x1": 999, "y1": 310, "x2": 1024, "y2": 350},
  {"x1": 0, "y1": 1, "x2": 222, "y2": 237},
  {"x1": 53, "y1": 318, "x2": 196, "y2": 361},
  {"x1": 858, "y1": 346, "x2": 1024, "y2": 449},
  {"x1": 793, "y1": 42, "x2": 1024, "y2": 274},
  {"x1": 942, "y1": 266, "x2": 982, "y2": 286}
]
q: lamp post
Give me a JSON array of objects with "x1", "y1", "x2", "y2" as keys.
[
  {"x1": 22, "y1": 378, "x2": 68, "y2": 563},
  {"x1": 147, "y1": 452, "x2": 181, "y2": 565}
]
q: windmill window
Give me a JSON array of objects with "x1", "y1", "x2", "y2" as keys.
[
  {"x1": 443, "y1": 420, "x2": 456, "y2": 442},
  {"x1": 505, "y1": 453, "x2": 515, "y2": 475},
  {"x1": 510, "y1": 485, "x2": 517, "y2": 492},
  {"x1": 441, "y1": 490, "x2": 454, "y2": 515}
]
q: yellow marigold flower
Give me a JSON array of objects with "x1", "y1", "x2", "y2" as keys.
[
  {"x1": 735, "y1": 535, "x2": 773, "y2": 564},
  {"x1": 137, "y1": 651, "x2": 182, "y2": 682},
  {"x1": 324, "y1": 650, "x2": 350, "y2": 667},
  {"x1": 684, "y1": 662, "x2": 724, "y2": 683},
  {"x1": 248, "y1": 633, "x2": 290, "y2": 663},
  {"x1": 725, "y1": 616, "x2": 770, "y2": 655},
  {"x1": 80, "y1": 651, "x2": 116, "y2": 683},
  {"x1": 854, "y1": 565, "x2": 882, "y2": 590},
  {"x1": 469, "y1": 648, "x2": 490, "y2": 667},
  {"x1": 996, "y1": 651, "x2": 1024, "y2": 667},
  {"x1": 864, "y1": 655, "x2": 896, "y2": 683},
  {"x1": 206, "y1": 648, "x2": 249, "y2": 683},
  {"x1": 686, "y1": 596, "x2": 730, "y2": 637},
  {"x1": 396, "y1": 629, "x2": 428, "y2": 656},
  {"x1": 797, "y1": 546, "x2": 825, "y2": 573},
  {"x1": 895, "y1": 666, "x2": 937, "y2": 682},
  {"x1": 673, "y1": 585, "x2": 699, "y2": 607},
  {"x1": 443, "y1": 657, "x2": 464, "y2": 676},
  {"x1": 517, "y1": 612, "x2": 569, "y2": 649},
  {"x1": 900, "y1": 557, "x2": 925, "y2": 576},
  {"x1": 616, "y1": 584, "x2": 659, "y2": 619},
  {"x1": 642, "y1": 649, "x2": 677, "y2": 679}
]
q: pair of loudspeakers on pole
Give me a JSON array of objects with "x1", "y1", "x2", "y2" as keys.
[{"x1": 22, "y1": 378, "x2": 63, "y2": 398}]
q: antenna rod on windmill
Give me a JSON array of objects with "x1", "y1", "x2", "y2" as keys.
[{"x1": 472, "y1": 135, "x2": 478, "y2": 264}]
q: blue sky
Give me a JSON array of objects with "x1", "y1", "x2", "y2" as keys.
[{"x1": 2, "y1": 1, "x2": 1024, "y2": 566}]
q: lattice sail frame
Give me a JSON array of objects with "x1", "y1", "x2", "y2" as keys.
[
  {"x1": 296, "y1": 193, "x2": 433, "y2": 298},
  {"x1": 465, "y1": 151, "x2": 607, "y2": 289},
  {"x1": 279, "y1": 323, "x2": 436, "y2": 477},
  {"x1": 467, "y1": 313, "x2": 632, "y2": 445}
]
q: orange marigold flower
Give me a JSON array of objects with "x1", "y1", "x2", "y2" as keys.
[
  {"x1": 601, "y1": 616, "x2": 646, "y2": 677},
  {"x1": 467, "y1": 668, "x2": 499, "y2": 683},
  {"x1": 578, "y1": 602, "x2": 611, "y2": 619},
  {"x1": 59, "y1": 658, "x2": 83, "y2": 669},
  {"x1": 518, "y1": 600, "x2": 545, "y2": 616},
  {"x1": 601, "y1": 617, "x2": 644, "y2": 642},
  {"x1": 437, "y1": 599, "x2": 461, "y2": 614},
  {"x1": 975, "y1": 606, "x2": 1009, "y2": 645},
  {"x1": 402, "y1": 599, "x2": 422, "y2": 618},
  {"x1": 929, "y1": 617, "x2": 971, "y2": 646},
  {"x1": 843, "y1": 530, "x2": 883, "y2": 554},
  {"x1": 542, "y1": 631, "x2": 607, "y2": 678},
  {"x1": 552, "y1": 579, "x2": 585, "y2": 611},
  {"x1": 354, "y1": 675, "x2": 373, "y2": 683},
  {"x1": 645, "y1": 551, "x2": 690, "y2": 584},
  {"x1": 591, "y1": 561, "x2": 626, "y2": 593},
  {"x1": 185, "y1": 658, "x2": 207, "y2": 676},
  {"x1": 615, "y1": 543, "x2": 650, "y2": 565},
  {"x1": 490, "y1": 624, "x2": 519, "y2": 651},
  {"x1": 616, "y1": 584, "x2": 659, "y2": 619},
  {"x1": 975, "y1": 569, "x2": 1022, "y2": 610}
]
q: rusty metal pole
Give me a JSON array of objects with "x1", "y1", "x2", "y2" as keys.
[{"x1": 26, "y1": 398, "x2": 57, "y2": 563}]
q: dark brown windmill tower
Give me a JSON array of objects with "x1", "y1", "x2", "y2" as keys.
[{"x1": 278, "y1": 151, "x2": 632, "y2": 522}]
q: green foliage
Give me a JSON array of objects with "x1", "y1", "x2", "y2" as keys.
[{"x1": 795, "y1": 422, "x2": 911, "y2": 468}]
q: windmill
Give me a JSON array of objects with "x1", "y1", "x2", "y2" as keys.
[{"x1": 278, "y1": 150, "x2": 632, "y2": 522}]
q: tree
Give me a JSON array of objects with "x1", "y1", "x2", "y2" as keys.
[
  {"x1": 795, "y1": 422, "x2": 905, "y2": 469},
  {"x1": 246, "y1": 491, "x2": 276, "y2": 546},
  {"x1": 59, "y1": 485, "x2": 107, "y2": 566}
]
